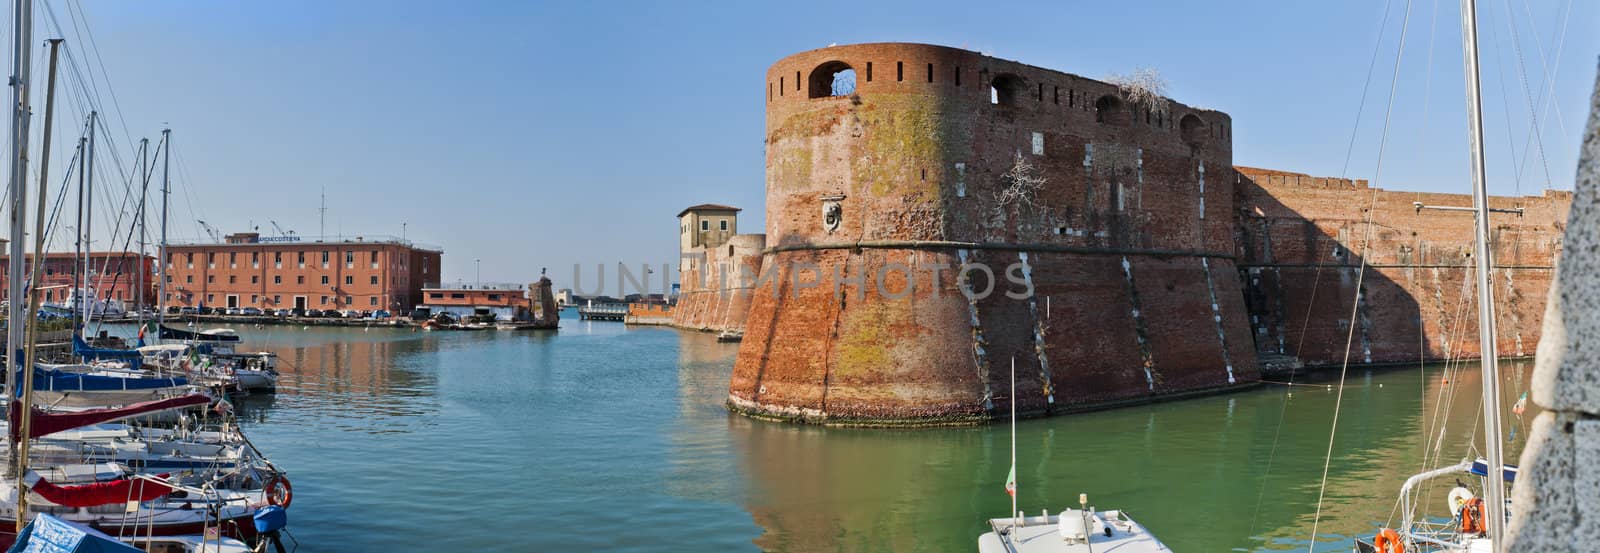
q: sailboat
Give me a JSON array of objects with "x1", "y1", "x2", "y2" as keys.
[
  {"x1": 0, "y1": 3, "x2": 294, "y2": 549},
  {"x1": 1355, "y1": 1, "x2": 1518, "y2": 552},
  {"x1": 976, "y1": 360, "x2": 1171, "y2": 552}
]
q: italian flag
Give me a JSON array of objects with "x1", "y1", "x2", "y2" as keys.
[{"x1": 1005, "y1": 464, "x2": 1017, "y2": 497}]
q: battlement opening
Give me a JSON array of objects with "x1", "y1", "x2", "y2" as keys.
[
  {"x1": 1180, "y1": 113, "x2": 1207, "y2": 146},
  {"x1": 1095, "y1": 95, "x2": 1127, "y2": 126},
  {"x1": 809, "y1": 61, "x2": 857, "y2": 98},
  {"x1": 991, "y1": 73, "x2": 1024, "y2": 106}
]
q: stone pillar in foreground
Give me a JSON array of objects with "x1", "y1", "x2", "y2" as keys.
[{"x1": 1503, "y1": 61, "x2": 1600, "y2": 551}]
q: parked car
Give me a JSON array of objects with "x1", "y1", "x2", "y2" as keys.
[
  {"x1": 166, "y1": 306, "x2": 182, "y2": 314},
  {"x1": 178, "y1": 307, "x2": 198, "y2": 315},
  {"x1": 224, "y1": 307, "x2": 243, "y2": 316},
  {"x1": 241, "y1": 307, "x2": 263, "y2": 316},
  {"x1": 273, "y1": 308, "x2": 292, "y2": 317},
  {"x1": 370, "y1": 310, "x2": 392, "y2": 319},
  {"x1": 303, "y1": 309, "x2": 323, "y2": 318},
  {"x1": 339, "y1": 309, "x2": 362, "y2": 319}
]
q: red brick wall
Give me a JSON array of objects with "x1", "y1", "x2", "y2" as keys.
[
  {"x1": 1234, "y1": 167, "x2": 1570, "y2": 366},
  {"x1": 673, "y1": 233, "x2": 765, "y2": 332},
  {"x1": 732, "y1": 43, "x2": 1255, "y2": 424},
  {"x1": 0, "y1": 252, "x2": 154, "y2": 306},
  {"x1": 163, "y1": 241, "x2": 440, "y2": 311}
]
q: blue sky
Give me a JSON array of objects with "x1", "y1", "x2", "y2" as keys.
[{"x1": 26, "y1": 0, "x2": 1599, "y2": 291}]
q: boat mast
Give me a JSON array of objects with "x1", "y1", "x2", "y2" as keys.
[
  {"x1": 136, "y1": 138, "x2": 148, "y2": 324},
  {"x1": 4, "y1": 0, "x2": 33, "y2": 407},
  {"x1": 72, "y1": 136, "x2": 82, "y2": 343},
  {"x1": 156, "y1": 129, "x2": 169, "y2": 331},
  {"x1": 17, "y1": 37, "x2": 64, "y2": 531},
  {"x1": 81, "y1": 111, "x2": 95, "y2": 332},
  {"x1": 1458, "y1": 0, "x2": 1507, "y2": 549},
  {"x1": 1010, "y1": 357, "x2": 1016, "y2": 521}
]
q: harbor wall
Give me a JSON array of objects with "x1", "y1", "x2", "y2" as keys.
[
  {"x1": 1234, "y1": 167, "x2": 1570, "y2": 368},
  {"x1": 731, "y1": 43, "x2": 1256, "y2": 425},
  {"x1": 672, "y1": 233, "x2": 766, "y2": 333}
]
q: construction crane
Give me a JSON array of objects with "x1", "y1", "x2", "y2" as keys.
[
  {"x1": 270, "y1": 220, "x2": 295, "y2": 238},
  {"x1": 195, "y1": 219, "x2": 222, "y2": 243}
]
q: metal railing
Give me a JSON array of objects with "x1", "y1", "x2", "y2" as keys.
[{"x1": 165, "y1": 233, "x2": 443, "y2": 252}]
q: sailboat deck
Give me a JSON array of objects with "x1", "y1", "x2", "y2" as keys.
[{"x1": 978, "y1": 512, "x2": 1169, "y2": 553}]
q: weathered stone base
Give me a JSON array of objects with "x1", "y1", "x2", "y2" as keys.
[{"x1": 726, "y1": 381, "x2": 1260, "y2": 428}]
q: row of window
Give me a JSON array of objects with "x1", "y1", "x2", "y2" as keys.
[
  {"x1": 169, "y1": 250, "x2": 419, "y2": 273},
  {"x1": 177, "y1": 250, "x2": 382, "y2": 264},
  {"x1": 171, "y1": 274, "x2": 389, "y2": 286},
  {"x1": 166, "y1": 293, "x2": 383, "y2": 307},
  {"x1": 680, "y1": 219, "x2": 731, "y2": 234},
  {"x1": 427, "y1": 292, "x2": 503, "y2": 301},
  {"x1": 775, "y1": 60, "x2": 1230, "y2": 141}
]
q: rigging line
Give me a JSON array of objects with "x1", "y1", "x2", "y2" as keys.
[
  {"x1": 1411, "y1": 0, "x2": 1442, "y2": 205},
  {"x1": 65, "y1": 0, "x2": 138, "y2": 151},
  {"x1": 1485, "y1": 6, "x2": 1527, "y2": 193},
  {"x1": 1514, "y1": 0, "x2": 1571, "y2": 146},
  {"x1": 40, "y1": 148, "x2": 81, "y2": 261},
  {"x1": 1395, "y1": 263, "x2": 1476, "y2": 524},
  {"x1": 87, "y1": 186, "x2": 144, "y2": 338},
  {"x1": 1340, "y1": 0, "x2": 1399, "y2": 179},
  {"x1": 1247, "y1": 247, "x2": 1326, "y2": 535},
  {"x1": 1247, "y1": 15, "x2": 1399, "y2": 514},
  {"x1": 1420, "y1": 270, "x2": 1478, "y2": 508},
  {"x1": 1497, "y1": 0, "x2": 1553, "y2": 193},
  {"x1": 1409, "y1": 0, "x2": 1442, "y2": 489},
  {"x1": 171, "y1": 145, "x2": 207, "y2": 242},
  {"x1": 57, "y1": 51, "x2": 138, "y2": 270},
  {"x1": 43, "y1": 8, "x2": 136, "y2": 194},
  {"x1": 1307, "y1": 0, "x2": 1415, "y2": 546}
]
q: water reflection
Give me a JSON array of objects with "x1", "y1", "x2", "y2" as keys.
[
  {"x1": 99, "y1": 321, "x2": 1539, "y2": 552},
  {"x1": 718, "y1": 358, "x2": 1534, "y2": 552}
]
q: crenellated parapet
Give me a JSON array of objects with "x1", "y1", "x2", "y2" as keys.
[{"x1": 735, "y1": 43, "x2": 1257, "y2": 425}]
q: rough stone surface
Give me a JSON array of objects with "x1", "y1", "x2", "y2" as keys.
[
  {"x1": 1529, "y1": 63, "x2": 1600, "y2": 414},
  {"x1": 1504, "y1": 61, "x2": 1600, "y2": 551},
  {"x1": 673, "y1": 233, "x2": 766, "y2": 333},
  {"x1": 733, "y1": 43, "x2": 1252, "y2": 424},
  {"x1": 727, "y1": 42, "x2": 1574, "y2": 426}
]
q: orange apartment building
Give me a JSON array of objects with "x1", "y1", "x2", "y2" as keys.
[
  {"x1": 0, "y1": 251, "x2": 155, "y2": 307},
  {"x1": 162, "y1": 233, "x2": 442, "y2": 312}
]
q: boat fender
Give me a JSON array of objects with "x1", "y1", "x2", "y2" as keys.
[
  {"x1": 253, "y1": 505, "x2": 288, "y2": 534},
  {"x1": 1372, "y1": 528, "x2": 1404, "y2": 553}
]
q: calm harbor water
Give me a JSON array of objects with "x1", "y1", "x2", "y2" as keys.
[{"x1": 113, "y1": 311, "x2": 1534, "y2": 552}]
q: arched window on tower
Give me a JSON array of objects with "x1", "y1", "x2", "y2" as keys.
[
  {"x1": 1095, "y1": 95, "x2": 1126, "y2": 126},
  {"x1": 1179, "y1": 113, "x2": 1208, "y2": 146},
  {"x1": 991, "y1": 73, "x2": 1023, "y2": 106},
  {"x1": 809, "y1": 61, "x2": 856, "y2": 98}
]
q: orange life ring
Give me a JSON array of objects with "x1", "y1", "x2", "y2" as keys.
[
  {"x1": 1459, "y1": 497, "x2": 1486, "y2": 534},
  {"x1": 265, "y1": 475, "x2": 293, "y2": 508},
  {"x1": 1373, "y1": 528, "x2": 1404, "y2": 553}
]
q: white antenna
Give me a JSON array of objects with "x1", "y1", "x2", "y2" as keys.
[{"x1": 319, "y1": 186, "x2": 326, "y2": 239}]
